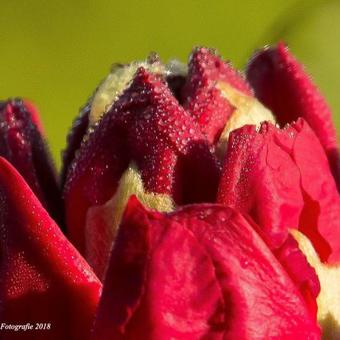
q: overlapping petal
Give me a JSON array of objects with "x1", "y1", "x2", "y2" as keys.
[
  {"x1": 93, "y1": 197, "x2": 320, "y2": 339},
  {"x1": 217, "y1": 119, "x2": 340, "y2": 264},
  {"x1": 247, "y1": 42, "x2": 340, "y2": 189},
  {"x1": 0, "y1": 157, "x2": 101, "y2": 340}
]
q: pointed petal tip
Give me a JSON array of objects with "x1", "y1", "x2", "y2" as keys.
[
  {"x1": 123, "y1": 194, "x2": 149, "y2": 219},
  {"x1": 0, "y1": 98, "x2": 63, "y2": 225},
  {"x1": 21, "y1": 99, "x2": 45, "y2": 133},
  {"x1": 125, "y1": 194, "x2": 144, "y2": 209}
]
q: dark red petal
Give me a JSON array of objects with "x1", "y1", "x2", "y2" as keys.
[
  {"x1": 126, "y1": 69, "x2": 219, "y2": 200},
  {"x1": 22, "y1": 99, "x2": 45, "y2": 134},
  {"x1": 61, "y1": 101, "x2": 90, "y2": 186},
  {"x1": 93, "y1": 197, "x2": 320, "y2": 339},
  {"x1": 182, "y1": 47, "x2": 252, "y2": 144},
  {"x1": 0, "y1": 99, "x2": 63, "y2": 225},
  {"x1": 0, "y1": 157, "x2": 101, "y2": 340},
  {"x1": 64, "y1": 68, "x2": 220, "y2": 276},
  {"x1": 217, "y1": 119, "x2": 340, "y2": 303},
  {"x1": 247, "y1": 43, "x2": 340, "y2": 189}
]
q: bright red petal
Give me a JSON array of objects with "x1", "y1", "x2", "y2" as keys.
[
  {"x1": 0, "y1": 157, "x2": 101, "y2": 340},
  {"x1": 247, "y1": 43, "x2": 340, "y2": 189},
  {"x1": 218, "y1": 119, "x2": 340, "y2": 266},
  {"x1": 93, "y1": 197, "x2": 320, "y2": 339}
]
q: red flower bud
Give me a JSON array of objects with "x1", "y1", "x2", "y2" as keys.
[{"x1": 2, "y1": 43, "x2": 339, "y2": 337}]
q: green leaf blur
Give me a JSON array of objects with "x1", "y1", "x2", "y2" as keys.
[{"x1": 0, "y1": 0, "x2": 334, "y2": 167}]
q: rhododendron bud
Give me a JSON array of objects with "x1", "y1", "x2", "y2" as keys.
[{"x1": 2, "y1": 42, "x2": 340, "y2": 338}]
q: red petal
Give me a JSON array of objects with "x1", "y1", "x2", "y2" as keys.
[
  {"x1": 0, "y1": 99, "x2": 62, "y2": 225},
  {"x1": 0, "y1": 157, "x2": 101, "y2": 339},
  {"x1": 93, "y1": 197, "x2": 320, "y2": 339},
  {"x1": 64, "y1": 68, "x2": 220, "y2": 272},
  {"x1": 182, "y1": 47, "x2": 252, "y2": 144},
  {"x1": 217, "y1": 119, "x2": 340, "y2": 304},
  {"x1": 275, "y1": 235, "x2": 320, "y2": 316},
  {"x1": 61, "y1": 101, "x2": 90, "y2": 185},
  {"x1": 247, "y1": 43, "x2": 340, "y2": 189},
  {"x1": 218, "y1": 122, "x2": 303, "y2": 248}
]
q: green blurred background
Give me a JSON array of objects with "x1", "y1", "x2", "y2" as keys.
[{"x1": 0, "y1": 0, "x2": 339, "y2": 167}]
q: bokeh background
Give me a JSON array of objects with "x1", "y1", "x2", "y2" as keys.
[{"x1": 1, "y1": 0, "x2": 339, "y2": 167}]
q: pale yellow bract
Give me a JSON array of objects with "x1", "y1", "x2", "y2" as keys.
[
  {"x1": 111, "y1": 162, "x2": 175, "y2": 221},
  {"x1": 85, "y1": 163, "x2": 175, "y2": 264},
  {"x1": 216, "y1": 81, "x2": 275, "y2": 156},
  {"x1": 89, "y1": 62, "x2": 166, "y2": 125},
  {"x1": 89, "y1": 59, "x2": 188, "y2": 127},
  {"x1": 291, "y1": 229, "x2": 340, "y2": 339}
]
